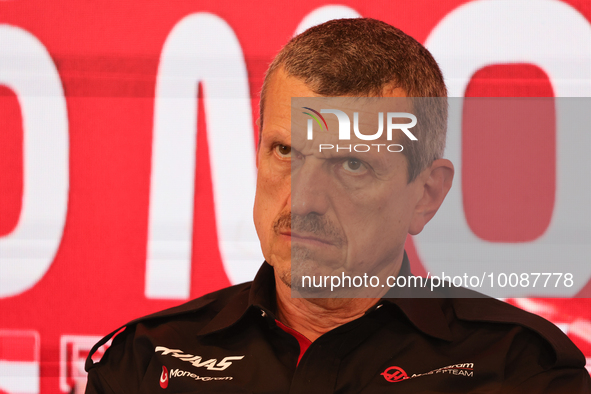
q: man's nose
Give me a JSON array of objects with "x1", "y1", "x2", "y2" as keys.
[{"x1": 290, "y1": 159, "x2": 330, "y2": 217}]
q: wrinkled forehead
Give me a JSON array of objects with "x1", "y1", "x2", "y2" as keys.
[{"x1": 291, "y1": 96, "x2": 415, "y2": 151}]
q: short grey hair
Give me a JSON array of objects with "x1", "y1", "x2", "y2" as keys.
[{"x1": 259, "y1": 18, "x2": 447, "y2": 182}]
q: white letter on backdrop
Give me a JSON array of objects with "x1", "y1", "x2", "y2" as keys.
[
  {"x1": 147, "y1": 13, "x2": 261, "y2": 299},
  {"x1": 0, "y1": 25, "x2": 69, "y2": 298},
  {"x1": 420, "y1": 0, "x2": 591, "y2": 296}
]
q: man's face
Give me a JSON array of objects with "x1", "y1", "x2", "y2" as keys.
[{"x1": 253, "y1": 68, "x2": 427, "y2": 294}]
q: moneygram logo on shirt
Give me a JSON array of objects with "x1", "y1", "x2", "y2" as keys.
[{"x1": 302, "y1": 107, "x2": 417, "y2": 153}]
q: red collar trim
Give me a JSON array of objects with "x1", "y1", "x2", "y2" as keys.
[{"x1": 275, "y1": 319, "x2": 312, "y2": 366}]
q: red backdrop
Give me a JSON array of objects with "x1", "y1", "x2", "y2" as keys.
[{"x1": 0, "y1": 1, "x2": 590, "y2": 392}]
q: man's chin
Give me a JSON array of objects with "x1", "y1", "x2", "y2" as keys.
[
  {"x1": 276, "y1": 264, "x2": 341, "y2": 297},
  {"x1": 276, "y1": 266, "x2": 334, "y2": 291}
]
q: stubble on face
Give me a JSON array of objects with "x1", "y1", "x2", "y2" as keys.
[{"x1": 272, "y1": 210, "x2": 346, "y2": 290}]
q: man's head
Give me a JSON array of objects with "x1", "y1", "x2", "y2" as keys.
[
  {"x1": 253, "y1": 18, "x2": 453, "y2": 295},
  {"x1": 260, "y1": 17, "x2": 448, "y2": 182}
]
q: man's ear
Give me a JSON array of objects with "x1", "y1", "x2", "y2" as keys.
[{"x1": 409, "y1": 159, "x2": 454, "y2": 235}]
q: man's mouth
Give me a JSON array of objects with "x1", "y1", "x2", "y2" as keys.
[
  {"x1": 273, "y1": 212, "x2": 345, "y2": 248},
  {"x1": 280, "y1": 230, "x2": 336, "y2": 247}
]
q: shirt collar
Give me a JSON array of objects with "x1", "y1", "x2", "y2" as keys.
[
  {"x1": 196, "y1": 262, "x2": 276, "y2": 336},
  {"x1": 198, "y1": 253, "x2": 453, "y2": 342},
  {"x1": 379, "y1": 252, "x2": 454, "y2": 342},
  {"x1": 248, "y1": 261, "x2": 278, "y2": 314}
]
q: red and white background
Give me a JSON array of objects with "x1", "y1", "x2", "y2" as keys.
[{"x1": 0, "y1": 0, "x2": 590, "y2": 392}]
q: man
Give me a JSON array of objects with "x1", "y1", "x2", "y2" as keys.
[{"x1": 85, "y1": 18, "x2": 590, "y2": 393}]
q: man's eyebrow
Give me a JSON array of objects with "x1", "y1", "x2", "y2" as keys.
[
  {"x1": 315, "y1": 149, "x2": 392, "y2": 171},
  {"x1": 275, "y1": 123, "x2": 291, "y2": 133},
  {"x1": 262, "y1": 125, "x2": 291, "y2": 141}
]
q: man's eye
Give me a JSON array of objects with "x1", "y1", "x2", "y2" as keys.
[
  {"x1": 342, "y1": 159, "x2": 366, "y2": 173},
  {"x1": 275, "y1": 144, "x2": 292, "y2": 158}
]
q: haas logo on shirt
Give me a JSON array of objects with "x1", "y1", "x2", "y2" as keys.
[
  {"x1": 155, "y1": 346, "x2": 244, "y2": 371},
  {"x1": 382, "y1": 362, "x2": 475, "y2": 383},
  {"x1": 381, "y1": 366, "x2": 408, "y2": 382},
  {"x1": 160, "y1": 365, "x2": 169, "y2": 388}
]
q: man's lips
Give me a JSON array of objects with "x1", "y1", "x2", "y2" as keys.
[{"x1": 279, "y1": 231, "x2": 336, "y2": 246}]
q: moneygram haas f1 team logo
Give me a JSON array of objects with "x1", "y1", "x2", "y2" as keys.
[
  {"x1": 160, "y1": 365, "x2": 169, "y2": 388},
  {"x1": 381, "y1": 366, "x2": 408, "y2": 382},
  {"x1": 381, "y1": 363, "x2": 475, "y2": 383},
  {"x1": 303, "y1": 107, "x2": 417, "y2": 153}
]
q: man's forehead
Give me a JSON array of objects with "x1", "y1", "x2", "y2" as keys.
[
  {"x1": 291, "y1": 97, "x2": 414, "y2": 140},
  {"x1": 263, "y1": 67, "x2": 409, "y2": 116},
  {"x1": 260, "y1": 68, "x2": 413, "y2": 152}
]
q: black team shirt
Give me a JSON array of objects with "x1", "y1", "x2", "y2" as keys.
[{"x1": 85, "y1": 254, "x2": 591, "y2": 393}]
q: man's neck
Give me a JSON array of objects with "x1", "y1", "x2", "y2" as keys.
[
  {"x1": 272, "y1": 253, "x2": 405, "y2": 342},
  {"x1": 274, "y1": 279, "x2": 382, "y2": 342}
]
